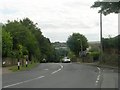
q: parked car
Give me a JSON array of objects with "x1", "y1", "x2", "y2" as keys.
[{"x1": 62, "y1": 57, "x2": 71, "y2": 63}]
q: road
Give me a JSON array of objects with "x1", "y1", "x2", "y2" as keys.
[{"x1": 2, "y1": 63, "x2": 118, "y2": 88}]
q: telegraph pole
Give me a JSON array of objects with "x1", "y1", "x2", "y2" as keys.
[{"x1": 100, "y1": 12, "x2": 103, "y2": 61}]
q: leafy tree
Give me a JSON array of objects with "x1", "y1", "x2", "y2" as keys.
[
  {"x1": 102, "y1": 35, "x2": 120, "y2": 53},
  {"x1": 3, "y1": 20, "x2": 41, "y2": 62},
  {"x1": 91, "y1": 1, "x2": 120, "y2": 15},
  {"x1": 2, "y1": 18, "x2": 56, "y2": 63},
  {"x1": 2, "y1": 30, "x2": 13, "y2": 57},
  {"x1": 67, "y1": 33, "x2": 88, "y2": 57},
  {"x1": 0, "y1": 24, "x2": 2, "y2": 56}
]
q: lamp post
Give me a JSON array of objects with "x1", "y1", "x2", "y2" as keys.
[
  {"x1": 77, "y1": 39, "x2": 83, "y2": 55},
  {"x1": 77, "y1": 39, "x2": 83, "y2": 62}
]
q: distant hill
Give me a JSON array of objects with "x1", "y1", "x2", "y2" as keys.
[
  {"x1": 88, "y1": 41, "x2": 100, "y2": 51},
  {"x1": 52, "y1": 41, "x2": 101, "y2": 50},
  {"x1": 52, "y1": 42, "x2": 68, "y2": 50},
  {"x1": 88, "y1": 41, "x2": 100, "y2": 44},
  {"x1": 52, "y1": 42, "x2": 67, "y2": 47}
]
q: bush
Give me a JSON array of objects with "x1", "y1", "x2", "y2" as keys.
[
  {"x1": 90, "y1": 52, "x2": 100, "y2": 61},
  {"x1": 100, "y1": 53, "x2": 118, "y2": 66}
]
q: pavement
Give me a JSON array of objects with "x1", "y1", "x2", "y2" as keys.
[{"x1": 2, "y1": 63, "x2": 118, "y2": 88}]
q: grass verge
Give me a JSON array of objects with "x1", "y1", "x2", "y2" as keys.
[{"x1": 9, "y1": 63, "x2": 39, "y2": 72}]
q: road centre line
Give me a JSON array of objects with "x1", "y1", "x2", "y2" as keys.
[
  {"x1": 3, "y1": 76, "x2": 45, "y2": 88},
  {"x1": 97, "y1": 67, "x2": 100, "y2": 71},
  {"x1": 51, "y1": 64, "x2": 63, "y2": 74},
  {"x1": 95, "y1": 67, "x2": 101, "y2": 85},
  {"x1": 44, "y1": 69, "x2": 49, "y2": 70},
  {"x1": 51, "y1": 69, "x2": 61, "y2": 74}
]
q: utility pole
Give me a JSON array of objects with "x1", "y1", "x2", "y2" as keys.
[{"x1": 100, "y1": 12, "x2": 103, "y2": 61}]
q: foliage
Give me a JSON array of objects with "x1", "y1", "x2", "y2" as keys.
[
  {"x1": 91, "y1": 1, "x2": 120, "y2": 15},
  {"x1": 2, "y1": 18, "x2": 57, "y2": 63},
  {"x1": 99, "y1": 53, "x2": 118, "y2": 66},
  {"x1": 101, "y1": 36, "x2": 119, "y2": 66},
  {"x1": 54, "y1": 48, "x2": 69, "y2": 62},
  {"x1": 2, "y1": 30, "x2": 13, "y2": 57},
  {"x1": 89, "y1": 52, "x2": 100, "y2": 61},
  {"x1": 67, "y1": 33, "x2": 88, "y2": 57},
  {"x1": 0, "y1": 24, "x2": 2, "y2": 55},
  {"x1": 68, "y1": 51, "x2": 76, "y2": 62},
  {"x1": 102, "y1": 35, "x2": 119, "y2": 53}
]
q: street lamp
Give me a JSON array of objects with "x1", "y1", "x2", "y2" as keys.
[
  {"x1": 77, "y1": 39, "x2": 83, "y2": 53},
  {"x1": 77, "y1": 38, "x2": 84, "y2": 62},
  {"x1": 77, "y1": 39, "x2": 83, "y2": 58}
]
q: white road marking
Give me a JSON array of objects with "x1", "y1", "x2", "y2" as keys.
[
  {"x1": 44, "y1": 69, "x2": 49, "y2": 70},
  {"x1": 97, "y1": 75, "x2": 100, "y2": 81},
  {"x1": 3, "y1": 76, "x2": 45, "y2": 88},
  {"x1": 96, "y1": 81, "x2": 98, "y2": 83},
  {"x1": 51, "y1": 69, "x2": 61, "y2": 74},
  {"x1": 51, "y1": 64, "x2": 63, "y2": 74},
  {"x1": 4, "y1": 63, "x2": 64, "y2": 88},
  {"x1": 95, "y1": 67, "x2": 101, "y2": 85},
  {"x1": 97, "y1": 67, "x2": 100, "y2": 71},
  {"x1": 60, "y1": 64, "x2": 63, "y2": 68}
]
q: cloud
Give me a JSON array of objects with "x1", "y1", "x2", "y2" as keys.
[{"x1": 0, "y1": 0, "x2": 118, "y2": 42}]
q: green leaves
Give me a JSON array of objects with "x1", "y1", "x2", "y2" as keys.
[
  {"x1": 102, "y1": 35, "x2": 119, "y2": 52},
  {"x1": 67, "y1": 33, "x2": 88, "y2": 57},
  {"x1": 2, "y1": 30, "x2": 13, "y2": 57},
  {"x1": 2, "y1": 18, "x2": 56, "y2": 62},
  {"x1": 91, "y1": 1, "x2": 120, "y2": 15}
]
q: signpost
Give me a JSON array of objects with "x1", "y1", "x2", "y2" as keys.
[
  {"x1": 18, "y1": 59, "x2": 20, "y2": 70},
  {"x1": 26, "y1": 55, "x2": 28, "y2": 67}
]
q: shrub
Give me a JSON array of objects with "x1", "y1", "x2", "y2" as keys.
[{"x1": 89, "y1": 52, "x2": 100, "y2": 61}]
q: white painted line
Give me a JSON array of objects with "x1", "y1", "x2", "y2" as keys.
[
  {"x1": 97, "y1": 75, "x2": 100, "y2": 81},
  {"x1": 96, "y1": 80, "x2": 98, "y2": 83},
  {"x1": 51, "y1": 64, "x2": 63, "y2": 74},
  {"x1": 97, "y1": 67, "x2": 100, "y2": 71},
  {"x1": 60, "y1": 64, "x2": 63, "y2": 68},
  {"x1": 3, "y1": 76, "x2": 45, "y2": 88},
  {"x1": 95, "y1": 67, "x2": 101, "y2": 85},
  {"x1": 51, "y1": 69, "x2": 61, "y2": 74},
  {"x1": 44, "y1": 69, "x2": 49, "y2": 70}
]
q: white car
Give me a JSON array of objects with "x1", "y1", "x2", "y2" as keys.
[{"x1": 62, "y1": 57, "x2": 71, "y2": 63}]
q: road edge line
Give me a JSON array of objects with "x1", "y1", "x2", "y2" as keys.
[{"x1": 3, "y1": 76, "x2": 45, "y2": 88}]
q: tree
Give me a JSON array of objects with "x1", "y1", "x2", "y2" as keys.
[
  {"x1": 2, "y1": 30, "x2": 13, "y2": 57},
  {"x1": 102, "y1": 35, "x2": 120, "y2": 53},
  {"x1": 91, "y1": 1, "x2": 120, "y2": 15},
  {"x1": 0, "y1": 24, "x2": 2, "y2": 56},
  {"x1": 3, "y1": 20, "x2": 41, "y2": 62},
  {"x1": 67, "y1": 33, "x2": 88, "y2": 57},
  {"x1": 2, "y1": 18, "x2": 56, "y2": 64}
]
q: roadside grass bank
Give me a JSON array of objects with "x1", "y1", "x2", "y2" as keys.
[
  {"x1": 76, "y1": 52, "x2": 119, "y2": 70},
  {"x1": 9, "y1": 62, "x2": 39, "y2": 72}
]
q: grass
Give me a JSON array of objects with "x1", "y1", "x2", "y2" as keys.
[{"x1": 9, "y1": 62, "x2": 39, "y2": 72}]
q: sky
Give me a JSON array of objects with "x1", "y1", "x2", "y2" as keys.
[{"x1": 0, "y1": 0, "x2": 118, "y2": 42}]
